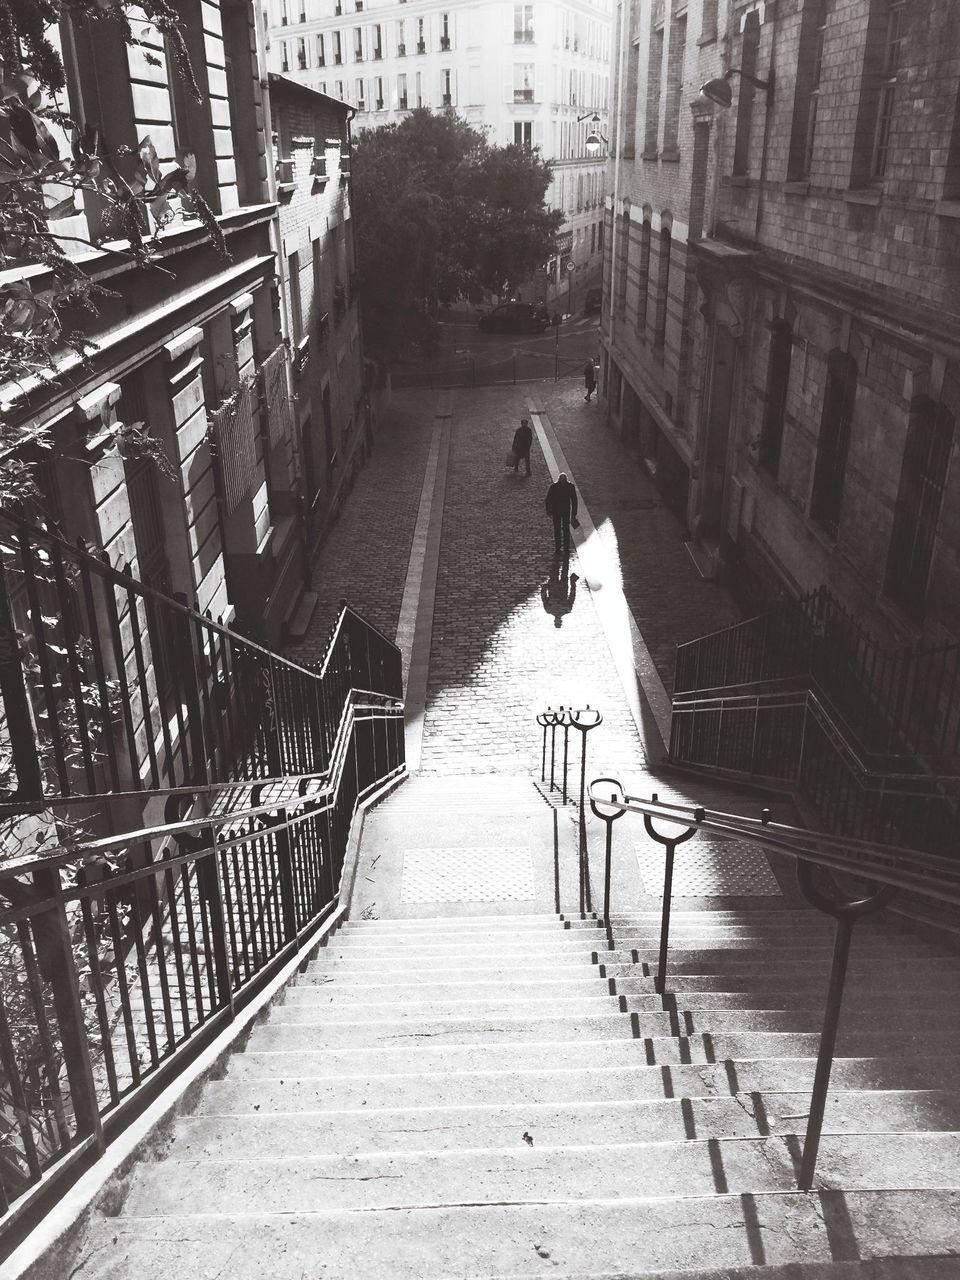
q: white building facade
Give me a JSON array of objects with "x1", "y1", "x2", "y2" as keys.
[{"x1": 267, "y1": 0, "x2": 613, "y2": 305}]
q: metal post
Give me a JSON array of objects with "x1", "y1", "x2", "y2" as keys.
[
  {"x1": 562, "y1": 716, "x2": 570, "y2": 803},
  {"x1": 549, "y1": 709, "x2": 559, "y2": 791},
  {"x1": 798, "y1": 914, "x2": 852, "y2": 1190},
  {"x1": 589, "y1": 777, "x2": 626, "y2": 928},
  {"x1": 641, "y1": 798, "x2": 701, "y2": 996}
]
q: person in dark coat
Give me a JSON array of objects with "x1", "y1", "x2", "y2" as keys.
[
  {"x1": 584, "y1": 359, "x2": 597, "y2": 402},
  {"x1": 545, "y1": 473, "x2": 579, "y2": 557},
  {"x1": 512, "y1": 418, "x2": 533, "y2": 477}
]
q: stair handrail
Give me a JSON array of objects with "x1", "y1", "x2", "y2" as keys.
[
  {"x1": 587, "y1": 780, "x2": 960, "y2": 1191},
  {"x1": 536, "y1": 706, "x2": 603, "y2": 913}
]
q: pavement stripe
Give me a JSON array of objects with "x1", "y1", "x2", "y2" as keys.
[
  {"x1": 402, "y1": 391, "x2": 452, "y2": 772},
  {"x1": 527, "y1": 400, "x2": 673, "y2": 756}
]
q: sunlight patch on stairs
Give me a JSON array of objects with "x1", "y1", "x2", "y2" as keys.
[{"x1": 636, "y1": 839, "x2": 783, "y2": 897}]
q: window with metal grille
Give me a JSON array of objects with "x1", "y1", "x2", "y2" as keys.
[
  {"x1": 759, "y1": 320, "x2": 793, "y2": 476},
  {"x1": 788, "y1": 0, "x2": 827, "y2": 179},
  {"x1": 637, "y1": 218, "x2": 651, "y2": 334},
  {"x1": 810, "y1": 350, "x2": 857, "y2": 537},
  {"x1": 872, "y1": 0, "x2": 904, "y2": 178},
  {"x1": 208, "y1": 382, "x2": 258, "y2": 516},
  {"x1": 653, "y1": 226, "x2": 670, "y2": 347},
  {"x1": 883, "y1": 397, "x2": 955, "y2": 619},
  {"x1": 733, "y1": 10, "x2": 761, "y2": 176}
]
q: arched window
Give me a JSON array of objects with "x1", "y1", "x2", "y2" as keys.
[
  {"x1": 810, "y1": 349, "x2": 857, "y2": 537},
  {"x1": 759, "y1": 320, "x2": 793, "y2": 476},
  {"x1": 883, "y1": 396, "x2": 955, "y2": 619},
  {"x1": 616, "y1": 209, "x2": 630, "y2": 314},
  {"x1": 637, "y1": 218, "x2": 651, "y2": 335}
]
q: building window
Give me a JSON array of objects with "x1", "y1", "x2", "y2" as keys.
[
  {"x1": 661, "y1": 14, "x2": 686, "y2": 154},
  {"x1": 514, "y1": 4, "x2": 534, "y2": 43},
  {"x1": 637, "y1": 217, "x2": 651, "y2": 334},
  {"x1": 597, "y1": 219, "x2": 604, "y2": 253},
  {"x1": 398, "y1": 72, "x2": 408, "y2": 108},
  {"x1": 872, "y1": 0, "x2": 904, "y2": 178},
  {"x1": 883, "y1": 397, "x2": 955, "y2": 619},
  {"x1": 759, "y1": 320, "x2": 793, "y2": 476},
  {"x1": 281, "y1": 40, "x2": 289, "y2": 71},
  {"x1": 787, "y1": 0, "x2": 826, "y2": 179},
  {"x1": 296, "y1": 35, "x2": 307, "y2": 69},
  {"x1": 733, "y1": 9, "x2": 761, "y2": 176},
  {"x1": 353, "y1": 27, "x2": 363, "y2": 60},
  {"x1": 440, "y1": 12, "x2": 450, "y2": 49},
  {"x1": 280, "y1": 0, "x2": 288, "y2": 23},
  {"x1": 442, "y1": 67, "x2": 452, "y2": 105},
  {"x1": 417, "y1": 17, "x2": 426, "y2": 53},
  {"x1": 373, "y1": 23, "x2": 382, "y2": 58},
  {"x1": 643, "y1": 15, "x2": 664, "y2": 156},
  {"x1": 416, "y1": 70, "x2": 423, "y2": 107},
  {"x1": 514, "y1": 63, "x2": 535, "y2": 102},
  {"x1": 288, "y1": 251, "x2": 302, "y2": 342},
  {"x1": 375, "y1": 75, "x2": 384, "y2": 109},
  {"x1": 355, "y1": 77, "x2": 365, "y2": 108},
  {"x1": 653, "y1": 226, "x2": 670, "y2": 347},
  {"x1": 333, "y1": 31, "x2": 342, "y2": 63},
  {"x1": 514, "y1": 120, "x2": 532, "y2": 148},
  {"x1": 397, "y1": 19, "x2": 405, "y2": 55},
  {"x1": 810, "y1": 350, "x2": 857, "y2": 537},
  {"x1": 616, "y1": 211, "x2": 629, "y2": 314}
]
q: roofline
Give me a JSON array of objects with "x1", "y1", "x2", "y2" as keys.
[{"x1": 266, "y1": 71, "x2": 355, "y2": 117}]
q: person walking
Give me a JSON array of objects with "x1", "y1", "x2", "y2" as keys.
[
  {"x1": 584, "y1": 358, "x2": 597, "y2": 402},
  {"x1": 545, "y1": 472, "x2": 579, "y2": 558},
  {"x1": 512, "y1": 417, "x2": 533, "y2": 477}
]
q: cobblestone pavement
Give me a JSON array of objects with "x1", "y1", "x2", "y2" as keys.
[
  {"x1": 534, "y1": 380, "x2": 741, "y2": 696},
  {"x1": 287, "y1": 390, "x2": 436, "y2": 664},
  {"x1": 295, "y1": 377, "x2": 750, "y2": 802},
  {"x1": 420, "y1": 383, "x2": 643, "y2": 777}
]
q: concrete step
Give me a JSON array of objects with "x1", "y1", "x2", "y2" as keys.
[
  {"x1": 241, "y1": 1026, "x2": 960, "y2": 1065},
  {"x1": 300, "y1": 977, "x2": 952, "y2": 1009},
  {"x1": 338, "y1": 919, "x2": 843, "y2": 939},
  {"x1": 173, "y1": 1091, "x2": 960, "y2": 1157},
  {"x1": 122, "y1": 1131, "x2": 960, "y2": 1217},
  {"x1": 67, "y1": 1189, "x2": 960, "y2": 1278},
  {"x1": 278, "y1": 993, "x2": 960, "y2": 1037},
  {"x1": 215, "y1": 1055, "x2": 960, "y2": 1108},
  {"x1": 321, "y1": 935, "x2": 935, "y2": 957}
]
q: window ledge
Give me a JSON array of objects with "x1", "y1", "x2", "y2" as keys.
[
  {"x1": 641, "y1": 149, "x2": 659, "y2": 161},
  {"x1": 728, "y1": 174, "x2": 752, "y2": 188},
  {"x1": 843, "y1": 187, "x2": 881, "y2": 206},
  {"x1": 805, "y1": 516, "x2": 839, "y2": 553},
  {"x1": 697, "y1": 28, "x2": 718, "y2": 45},
  {"x1": 783, "y1": 180, "x2": 810, "y2": 197},
  {"x1": 935, "y1": 199, "x2": 960, "y2": 219},
  {"x1": 659, "y1": 147, "x2": 681, "y2": 164}
]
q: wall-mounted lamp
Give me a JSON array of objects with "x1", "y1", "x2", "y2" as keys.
[
  {"x1": 699, "y1": 68, "x2": 774, "y2": 109},
  {"x1": 577, "y1": 111, "x2": 608, "y2": 158}
]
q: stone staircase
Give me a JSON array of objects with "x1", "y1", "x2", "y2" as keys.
[{"x1": 54, "y1": 907, "x2": 960, "y2": 1277}]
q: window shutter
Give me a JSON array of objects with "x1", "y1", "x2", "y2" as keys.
[
  {"x1": 503, "y1": 68, "x2": 513, "y2": 103},
  {"x1": 535, "y1": 66, "x2": 546, "y2": 103},
  {"x1": 535, "y1": 120, "x2": 544, "y2": 149}
]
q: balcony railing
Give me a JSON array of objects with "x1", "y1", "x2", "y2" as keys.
[
  {"x1": 397, "y1": 42, "x2": 405, "y2": 55},
  {"x1": 441, "y1": 93, "x2": 451, "y2": 105},
  {"x1": 440, "y1": 35, "x2": 450, "y2": 49},
  {"x1": 398, "y1": 95, "x2": 408, "y2": 108},
  {"x1": 514, "y1": 88, "x2": 534, "y2": 102},
  {"x1": 416, "y1": 39, "x2": 425, "y2": 52},
  {"x1": 375, "y1": 97, "x2": 384, "y2": 109}
]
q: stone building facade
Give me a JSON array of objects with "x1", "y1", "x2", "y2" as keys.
[
  {"x1": 266, "y1": 0, "x2": 613, "y2": 307},
  {"x1": 601, "y1": 0, "x2": 960, "y2": 647}
]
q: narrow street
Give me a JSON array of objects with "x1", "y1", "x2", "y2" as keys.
[{"x1": 294, "y1": 376, "x2": 741, "y2": 791}]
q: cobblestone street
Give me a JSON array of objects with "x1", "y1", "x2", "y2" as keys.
[{"x1": 293, "y1": 376, "x2": 743, "y2": 785}]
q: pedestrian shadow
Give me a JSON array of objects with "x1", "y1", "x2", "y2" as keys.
[{"x1": 541, "y1": 560, "x2": 579, "y2": 628}]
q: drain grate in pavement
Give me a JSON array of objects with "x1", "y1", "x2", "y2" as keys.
[
  {"x1": 401, "y1": 846, "x2": 536, "y2": 903},
  {"x1": 635, "y1": 838, "x2": 782, "y2": 897}
]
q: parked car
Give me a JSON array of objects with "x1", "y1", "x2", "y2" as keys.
[
  {"x1": 478, "y1": 302, "x2": 551, "y2": 334},
  {"x1": 584, "y1": 288, "x2": 602, "y2": 316}
]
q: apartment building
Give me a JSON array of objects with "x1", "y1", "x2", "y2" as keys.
[
  {"x1": 602, "y1": 0, "x2": 960, "y2": 646},
  {"x1": 267, "y1": 0, "x2": 613, "y2": 303}
]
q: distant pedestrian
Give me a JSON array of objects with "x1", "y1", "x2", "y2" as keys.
[
  {"x1": 584, "y1": 359, "x2": 597, "y2": 402},
  {"x1": 512, "y1": 418, "x2": 533, "y2": 477},
  {"x1": 545, "y1": 472, "x2": 579, "y2": 558}
]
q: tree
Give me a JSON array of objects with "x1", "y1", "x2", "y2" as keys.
[{"x1": 351, "y1": 109, "x2": 561, "y2": 356}]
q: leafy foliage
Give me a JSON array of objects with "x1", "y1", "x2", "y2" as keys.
[
  {"x1": 352, "y1": 109, "x2": 562, "y2": 356},
  {"x1": 0, "y1": 7, "x2": 229, "y2": 410}
]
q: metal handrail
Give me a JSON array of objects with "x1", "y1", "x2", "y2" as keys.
[
  {"x1": 586, "y1": 780, "x2": 960, "y2": 1190},
  {"x1": 537, "y1": 706, "x2": 603, "y2": 913}
]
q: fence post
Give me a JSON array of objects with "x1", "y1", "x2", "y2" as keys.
[
  {"x1": 30, "y1": 866, "x2": 105, "y2": 1151},
  {"x1": 0, "y1": 567, "x2": 44, "y2": 803},
  {"x1": 275, "y1": 809, "x2": 300, "y2": 947}
]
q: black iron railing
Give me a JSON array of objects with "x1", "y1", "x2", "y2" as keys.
[
  {"x1": 0, "y1": 509, "x2": 402, "y2": 812},
  {"x1": 535, "y1": 706, "x2": 603, "y2": 914},
  {"x1": 0, "y1": 687, "x2": 403, "y2": 1242},
  {"x1": 674, "y1": 584, "x2": 960, "y2": 766},
  {"x1": 587, "y1": 781, "x2": 960, "y2": 1190}
]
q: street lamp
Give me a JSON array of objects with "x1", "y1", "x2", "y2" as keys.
[
  {"x1": 577, "y1": 111, "x2": 608, "y2": 157},
  {"x1": 699, "y1": 68, "x2": 774, "y2": 108}
]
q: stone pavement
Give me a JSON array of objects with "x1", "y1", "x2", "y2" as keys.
[{"x1": 291, "y1": 376, "x2": 746, "y2": 793}]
